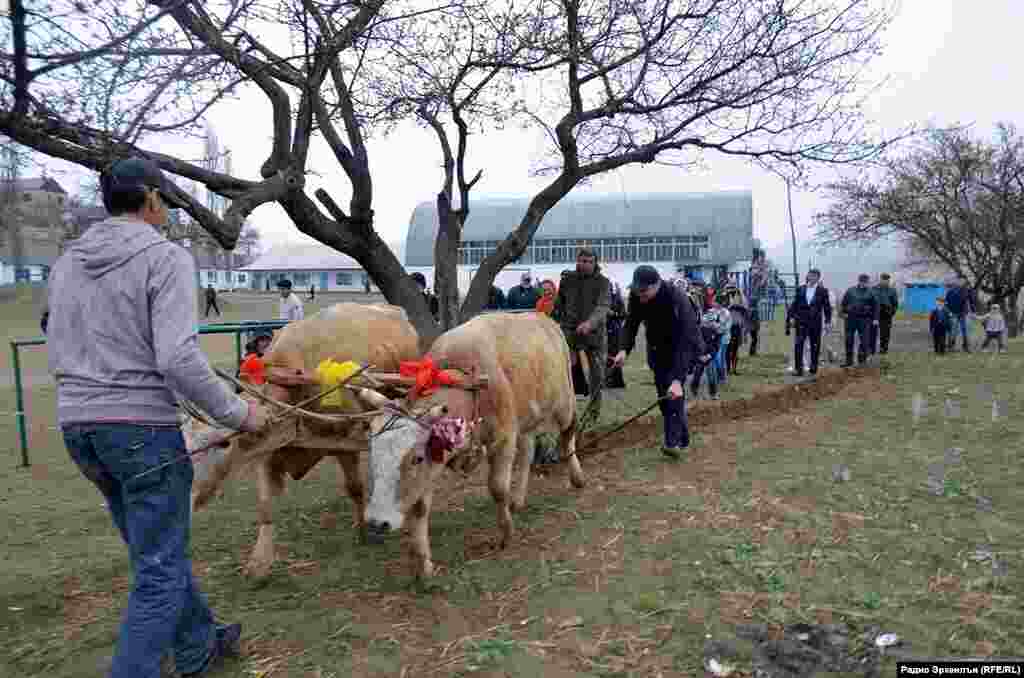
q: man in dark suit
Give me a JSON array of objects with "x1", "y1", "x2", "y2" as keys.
[{"x1": 785, "y1": 268, "x2": 833, "y2": 376}]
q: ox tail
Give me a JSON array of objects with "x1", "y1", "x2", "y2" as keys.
[{"x1": 561, "y1": 410, "x2": 587, "y2": 490}]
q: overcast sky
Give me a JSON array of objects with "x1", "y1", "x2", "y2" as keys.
[{"x1": 35, "y1": 0, "x2": 1024, "y2": 261}]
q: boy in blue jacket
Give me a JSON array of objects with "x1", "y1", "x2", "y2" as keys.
[{"x1": 929, "y1": 297, "x2": 953, "y2": 354}]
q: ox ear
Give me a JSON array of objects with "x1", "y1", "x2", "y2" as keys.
[{"x1": 352, "y1": 387, "x2": 396, "y2": 410}]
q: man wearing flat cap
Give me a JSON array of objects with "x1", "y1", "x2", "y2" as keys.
[
  {"x1": 839, "y1": 273, "x2": 880, "y2": 368},
  {"x1": 46, "y1": 157, "x2": 270, "y2": 677},
  {"x1": 612, "y1": 265, "x2": 706, "y2": 459}
]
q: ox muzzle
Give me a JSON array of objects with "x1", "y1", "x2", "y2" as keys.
[{"x1": 364, "y1": 517, "x2": 396, "y2": 544}]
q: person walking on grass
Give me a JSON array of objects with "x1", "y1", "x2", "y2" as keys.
[
  {"x1": 277, "y1": 278, "x2": 304, "y2": 322},
  {"x1": 929, "y1": 297, "x2": 953, "y2": 355},
  {"x1": 46, "y1": 157, "x2": 271, "y2": 678},
  {"x1": 976, "y1": 302, "x2": 1007, "y2": 353},
  {"x1": 691, "y1": 300, "x2": 722, "y2": 400},
  {"x1": 203, "y1": 284, "x2": 221, "y2": 318},
  {"x1": 944, "y1": 275, "x2": 975, "y2": 352},
  {"x1": 785, "y1": 268, "x2": 832, "y2": 376},
  {"x1": 870, "y1": 273, "x2": 899, "y2": 354},
  {"x1": 839, "y1": 274, "x2": 879, "y2": 368},
  {"x1": 724, "y1": 286, "x2": 749, "y2": 375},
  {"x1": 613, "y1": 266, "x2": 705, "y2": 459}
]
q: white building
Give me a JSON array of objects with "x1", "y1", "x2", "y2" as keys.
[
  {"x1": 403, "y1": 191, "x2": 757, "y2": 295},
  {"x1": 237, "y1": 242, "x2": 374, "y2": 292},
  {"x1": 0, "y1": 177, "x2": 68, "y2": 284}
]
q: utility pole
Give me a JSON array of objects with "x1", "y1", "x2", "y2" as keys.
[{"x1": 786, "y1": 177, "x2": 799, "y2": 295}]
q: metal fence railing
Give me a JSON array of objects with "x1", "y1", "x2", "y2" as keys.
[{"x1": 9, "y1": 319, "x2": 289, "y2": 468}]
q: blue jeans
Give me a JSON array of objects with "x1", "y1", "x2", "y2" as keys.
[
  {"x1": 650, "y1": 364, "x2": 689, "y2": 449},
  {"x1": 62, "y1": 424, "x2": 216, "y2": 678},
  {"x1": 956, "y1": 314, "x2": 970, "y2": 343}
]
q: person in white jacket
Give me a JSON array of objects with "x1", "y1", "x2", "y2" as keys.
[{"x1": 277, "y1": 279, "x2": 305, "y2": 322}]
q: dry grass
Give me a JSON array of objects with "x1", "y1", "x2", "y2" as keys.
[{"x1": 2, "y1": 298, "x2": 1022, "y2": 676}]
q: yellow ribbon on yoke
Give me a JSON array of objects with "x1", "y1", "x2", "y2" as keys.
[{"x1": 313, "y1": 358, "x2": 361, "y2": 409}]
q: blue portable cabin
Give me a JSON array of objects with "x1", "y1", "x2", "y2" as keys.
[{"x1": 903, "y1": 281, "x2": 946, "y2": 314}]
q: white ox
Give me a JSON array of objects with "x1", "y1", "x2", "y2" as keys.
[
  {"x1": 184, "y1": 303, "x2": 420, "y2": 578},
  {"x1": 353, "y1": 311, "x2": 587, "y2": 578}
]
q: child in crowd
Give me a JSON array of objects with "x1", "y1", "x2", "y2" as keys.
[
  {"x1": 237, "y1": 332, "x2": 274, "y2": 389},
  {"x1": 929, "y1": 297, "x2": 953, "y2": 354},
  {"x1": 692, "y1": 302, "x2": 725, "y2": 399},
  {"x1": 976, "y1": 302, "x2": 1007, "y2": 353}
]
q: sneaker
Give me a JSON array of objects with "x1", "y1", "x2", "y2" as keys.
[
  {"x1": 661, "y1": 446, "x2": 683, "y2": 459},
  {"x1": 182, "y1": 623, "x2": 242, "y2": 677}
]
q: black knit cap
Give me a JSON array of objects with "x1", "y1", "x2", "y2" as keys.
[{"x1": 632, "y1": 265, "x2": 660, "y2": 289}]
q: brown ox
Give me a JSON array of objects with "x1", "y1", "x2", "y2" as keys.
[
  {"x1": 184, "y1": 303, "x2": 419, "y2": 578},
  {"x1": 354, "y1": 311, "x2": 586, "y2": 578}
]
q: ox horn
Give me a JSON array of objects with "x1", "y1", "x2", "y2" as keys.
[{"x1": 351, "y1": 386, "x2": 396, "y2": 410}]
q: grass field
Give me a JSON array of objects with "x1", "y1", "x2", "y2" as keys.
[{"x1": 1, "y1": 291, "x2": 1021, "y2": 677}]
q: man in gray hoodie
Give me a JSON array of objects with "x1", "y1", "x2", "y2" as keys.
[{"x1": 47, "y1": 157, "x2": 270, "y2": 678}]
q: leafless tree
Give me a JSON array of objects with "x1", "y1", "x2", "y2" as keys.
[
  {"x1": 815, "y1": 123, "x2": 1024, "y2": 335},
  {"x1": 453, "y1": 0, "x2": 903, "y2": 312},
  {"x1": 2, "y1": 0, "x2": 901, "y2": 342},
  {"x1": 361, "y1": 2, "x2": 544, "y2": 328},
  {"x1": 1, "y1": 0, "x2": 455, "y2": 343}
]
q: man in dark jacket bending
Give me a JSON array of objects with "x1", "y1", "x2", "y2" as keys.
[{"x1": 612, "y1": 266, "x2": 705, "y2": 459}]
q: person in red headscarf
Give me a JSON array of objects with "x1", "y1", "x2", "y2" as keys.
[{"x1": 535, "y1": 279, "x2": 557, "y2": 315}]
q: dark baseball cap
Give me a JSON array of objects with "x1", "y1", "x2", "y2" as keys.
[
  {"x1": 276, "y1": 279, "x2": 293, "y2": 289},
  {"x1": 100, "y1": 156, "x2": 187, "y2": 209},
  {"x1": 632, "y1": 265, "x2": 660, "y2": 289}
]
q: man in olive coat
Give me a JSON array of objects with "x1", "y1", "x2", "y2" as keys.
[
  {"x1": 840, "y1": 274, "x2": 880, "y2": 367},
  {"x1": 870, "y1": 273, "x2": 899, "y2": 354},
  {"x1": 554, "y1": 247, "x2": 611, "y2": 422}
]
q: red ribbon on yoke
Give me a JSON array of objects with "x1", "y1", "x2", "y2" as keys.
[{"x1": 398, "y1": 355, "x2": 461, "y2": 400}]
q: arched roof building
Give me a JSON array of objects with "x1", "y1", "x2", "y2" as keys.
[{"x1": 404, "y1": 191, "x2": 756, "y2": 293}]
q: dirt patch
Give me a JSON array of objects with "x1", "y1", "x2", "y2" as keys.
[
  {"x1": 575, "y1": 366, "x2": 880, "y2": 461},
  {"x1": 62, "y1": 574, "x2": 129, "y2": 640},
  {"x1": 719, "y1": 591, "x2": 772, "y2": 625}
]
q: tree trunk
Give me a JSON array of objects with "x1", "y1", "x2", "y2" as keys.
[
  {"x1": 279, "y1": 193, "x2": 442, "y2": 352},
  {"x1": 434, "y1": 190, "x2": 461, "y2": 331},
  {"x1": 1006, "y1": 294, "x2": 1020, "y2": 338}
]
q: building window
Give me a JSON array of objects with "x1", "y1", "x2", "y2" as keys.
[
  {"x1": 455, "y1": 234, "x2": 713, "y2": 264},
  {"x1": 236, "y1": 273, "x2": 247, "y2": 284},
  {"x1": 292, "y1": 272, "x2": 310, "y2": 286},
  {"x1": 336, "y1": 271, "x2": 353, "y2": 286},
  {"x1": 655, "y1": 237, "x2": 674, "y2": 261},
  {"x1": 206, "y1": 271, "x2": 217, "y2": 282}
]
